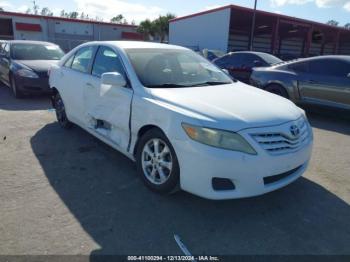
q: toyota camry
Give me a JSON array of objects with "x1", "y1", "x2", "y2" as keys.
[{"x1": 49, "y1": 41, "x2": 313, "y2": 200}]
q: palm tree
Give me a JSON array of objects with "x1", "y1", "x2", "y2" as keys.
[
  {"x1": 155, "y1": 13, "x2": 176, "y2": 42},
  {"x1": 137, "y1": 19, "x2": 155, "y2": 41}
]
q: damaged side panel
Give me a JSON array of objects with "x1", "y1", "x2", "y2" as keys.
[{"x1": 83, "y1": 77, "x2": 133, "y2": 152}]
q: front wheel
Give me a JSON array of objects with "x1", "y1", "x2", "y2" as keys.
[
  {"x1": 53, "y1": 93, "x2": 73, "y2": 129},
  {"x1": 136, "y1": 128, "x2": 180, "y2": 193}
]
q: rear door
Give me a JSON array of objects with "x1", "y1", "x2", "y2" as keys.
[
  {"x1": 298, "y1": 58, "x2": 350, "y2": 107},
  {"x1": 58, "y1": 45, "x2": 96, "y2": 124},
  {"x1": 83, "y1": 45, "x2": 133, "y2": 150}
]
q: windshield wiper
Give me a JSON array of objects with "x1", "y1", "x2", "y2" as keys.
[
  {"x1": 147, "y1": 83, "x2": 191, "y2": 88},
  {"x1": 190, "y1": 81, "x2": 232, "y2": 86}
]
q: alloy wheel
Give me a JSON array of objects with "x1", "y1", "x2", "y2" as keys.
[{"x1": 141, "y1": 138, "x2": 173, "y2": 185}]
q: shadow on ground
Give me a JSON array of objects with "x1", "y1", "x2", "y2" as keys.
[
  {"x1": 0, "y1": 83, "x2": 51, "y2": 111},
  {"x1": 30, "y1": 122, "x2": 350, "y2": 256},
  {"x1": 301, "y1": 104, "x2": 350, "y2": 135}
]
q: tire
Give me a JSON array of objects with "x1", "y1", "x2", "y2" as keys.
[
  {"x1": 265, "y1": 84, "x2": 289, "y2": 99},
  {"x1": 136, "y1": 128, "x2": 180, "y2": 194},
  {"x1": 10, "y1": 75, "x2": 24, "y2": 99},
  {"x1": 53, "y1": 92, "x2": 73, "y2": 129}
]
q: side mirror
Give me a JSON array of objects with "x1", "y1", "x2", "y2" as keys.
[
  {"x1": 253, "y1": 60, "x2": 263, "y2": 67},
  {"x1": 101, "y1": 72, "x2": 126, "y2": 87},
  {"x1": 347, "y1": 73, "x2": 350, "y2": 78}
]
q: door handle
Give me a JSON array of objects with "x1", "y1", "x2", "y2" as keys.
[
  {"x1": 307, "y1": 80, "x2": 317, "y2": 84},
  {"x1": 86, "y1": 82, "x2": 94, "y2": 88}
]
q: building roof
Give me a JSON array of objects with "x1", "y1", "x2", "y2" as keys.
[
  {"x1": 170, "y1": 4, "x2": 350, "y2": 33},
  {"x1": 0, "y1": 11, "x2": 137, "y2": 28},
  {"x1": 6, "y1": 40, "x2": 59, "y2": 45}
]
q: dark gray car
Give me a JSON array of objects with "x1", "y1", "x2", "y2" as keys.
[
  {"x1": 0, "y1": 40, "x2": 64, "y2": 98},
  {"x1": 250, "y1": 56, "x2": 350, "y2": 109}
]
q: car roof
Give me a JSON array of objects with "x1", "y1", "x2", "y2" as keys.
[
  {"x1": 7, "y1": 40, "x2": 58, "y2": 46},
  {"x1": 82, "y1": 41, "x2": 188, "y2": 50},
  {"x1": 281, "y1": 55, "x2": 350, "y2": 65},
  {"x1": 229, "y1": 51, "x2": 272, "y2": 56}
]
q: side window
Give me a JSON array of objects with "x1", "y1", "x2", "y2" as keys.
[
  {"x1": 71, "y1": 46, "x2": 94, "y2": 73},
  {"x1": 64, "y1": 55, "x2": 74, "y2": 68},
  {"x1": 227, "y1": 54, "x2": 243, "y2": 67},
  {"x1": 92, "y1": 46, "x2": 126, "y2": 78},
  {"x1": 288, "y1": 61, "x2": 309, "y2": 73},
  {"x1": 215, "y1": 55, "x2": 230, "y2": 67},
  {"x1": 309, "y1": 59, "x2": 350, "y2": 77},
  {"x1": 241, "y1": 54, "x2": 259, "y2": 68}
]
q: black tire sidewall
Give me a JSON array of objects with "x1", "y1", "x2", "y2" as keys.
[
  {"x1": 136, "y1": 128, "x2": 180, "y2": 193},
  {"x1": 54, "y1": 93, "x2": 72, "y2": 129},
  {"x1": 266, "y1": 84, "x2": 288, "y2": 98}
]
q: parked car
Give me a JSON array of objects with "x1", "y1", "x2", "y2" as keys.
[
  {"x1": 213, "y1": 51, "x2": 282, "y2": 83},
  {"x1": 0, "y1": 40, "x2": 64, "y2": 98},
  {"x1": 49, "y1": 41, "x2": 313, "y2": 200},
  {"x1": 250, "y1": 55, "x2": 350, "y2": 109}
]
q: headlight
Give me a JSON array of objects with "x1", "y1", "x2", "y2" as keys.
[
  {"x1": 17, "y1": 69, "x2": 39, "y2": 78},
  {"x1": 182, "y1": 123, "x2": 257, "y2": 155}
]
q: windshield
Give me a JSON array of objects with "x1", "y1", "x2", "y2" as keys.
[
  {"x1": 258, "y1": 53, "x2": 282, "y2": 65},
  {"x1": 11, "y1": 43, "x2": 65, "y2": 60},
  {"x1": 125, "y1": 48, "x2": 233, "y2": 88}
]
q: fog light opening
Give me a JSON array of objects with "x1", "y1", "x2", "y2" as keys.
[{"x1": 212, "y1": 178, "x2": 236, "y2": 191}]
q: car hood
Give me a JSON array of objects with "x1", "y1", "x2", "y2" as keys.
[
  {"x1": 150, "y1": 82, "x2": 303, "y2": 131},
  {"x1": 15, "y1": 60, "x2": 59, "y2": 73}
]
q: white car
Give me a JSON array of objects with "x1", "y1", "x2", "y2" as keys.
[{"x1": 49, "y1": 41, "x2": 313, "y2": 200}]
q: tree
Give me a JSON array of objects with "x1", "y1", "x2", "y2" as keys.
[
  {"x1": 137, "y1": 19, "x2": 155, "y2": 41},
  {"x1": 60, "y1": 9, "x2": 67, "y2": 17},
  {"x1": 41, "y1": 7, "x2": 53, "y2": 16},
  {"x1": 111, "y1": 14, "x2": 124, "y2": 23},
  {"x1": 327, "y1": 20, "x2": 339, "y2": 26},
  {"x1": 345, "y1": 23, "x2": 350, "y2": 29},
  {"x1": 32, "y1": 0, "x2": 39, "y2": 15},
  {"x1": 69, "y1": 11, "x2": 79, "y2": 19},
  {"x1": 0, "y1": 7, "x2": 4, "y2": 11},
  {"x1": 137, "y1": 14, "x2": 176, "y2": 42}
]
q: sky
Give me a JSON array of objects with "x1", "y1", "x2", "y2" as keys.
[{"x1": 0, "y1": 0, "x2": 349, "y2": 26}]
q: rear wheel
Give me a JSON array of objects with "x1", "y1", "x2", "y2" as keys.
[
  {"x1": 136, "y1": 128, "x2": 180, "y2": 193},
  {"x1": 10, "y1": 75, "x2": 24, "y2": 99},
  {"x1": 265, "y1": 84, "x2": 289, "y2": 99},
  {"x1": 53, "y1": 93, "x2": 73, "y2": 129}
]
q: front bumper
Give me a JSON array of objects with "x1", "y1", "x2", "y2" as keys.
[
  {"x1": 172, "y1": 120, "x2": 313, "y2": 200},
  {"x1": 14, "y1": 75, "x2": 52, "y2": 95}
]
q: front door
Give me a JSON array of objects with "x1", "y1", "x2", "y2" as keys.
[{"x1": 84, "y1": 45, "x2": 133, "y2": 150}]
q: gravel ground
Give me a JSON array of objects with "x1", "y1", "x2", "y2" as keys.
[{"x1": 0, "y1": 84, "x2": 349, "y2": 256}]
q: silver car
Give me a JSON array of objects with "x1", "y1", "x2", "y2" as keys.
[{"x1": 250, "y1": 55, "x2": 350, "y2": 110}]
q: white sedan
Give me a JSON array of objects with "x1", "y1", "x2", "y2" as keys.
[{"x1": 49, "y1": 41, "x2": 313, "y2": 200}]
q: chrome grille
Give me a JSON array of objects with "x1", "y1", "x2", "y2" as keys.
[{"x1": 251, "y1": 118, "x2": 310, "y2": 154}]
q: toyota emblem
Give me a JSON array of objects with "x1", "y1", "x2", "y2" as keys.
[{"x1": 290, "y1": 125, "x2": 300, "y2": 137}]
